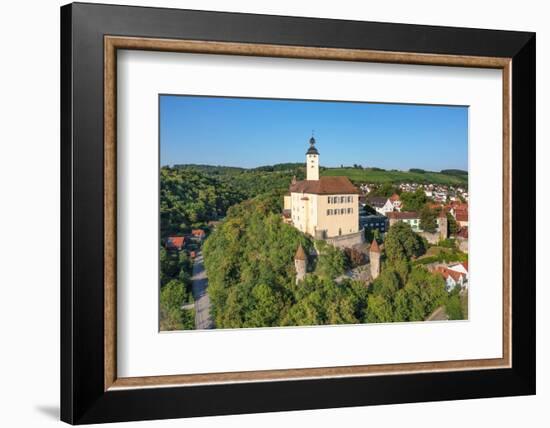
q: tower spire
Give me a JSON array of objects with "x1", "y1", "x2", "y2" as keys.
[{"x1": 306, "y1": 133, "x2": 319, "y2": 180}]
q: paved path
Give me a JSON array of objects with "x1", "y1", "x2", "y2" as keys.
[
  {"x1": 426, "y1": 306, "x2": 449, "y2": 321},
  {"x1": 191, "y1": 252, "x2": 214, "y2": 329}
]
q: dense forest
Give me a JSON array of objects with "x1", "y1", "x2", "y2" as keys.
[
  {"x1": 202, "y1": 196, "x2": 466, "y2": 328},
  {"x1": 160, "y1": 164, "x2": 306, "y2": 238}
]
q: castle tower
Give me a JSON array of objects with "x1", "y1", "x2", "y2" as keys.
[
  {"x1": 306, "y1": 135, "x2": 319, "y2": 181},
  {"x1": 294, "y1": 244, "x2": 307, "y2": 284},
  {"x1": 438, "y1": 210, "x2": 448, "y2": 241},
  {"x1": 369, "y1": 239, "x2": 381, "y2": 280}
]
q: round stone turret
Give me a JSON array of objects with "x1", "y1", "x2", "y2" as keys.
[
  {"x1": 369, "y1": 239, "x2": 381, "y2": 280},
  {"x1": 294, "y1": 244, "x2": 307, "y2": 284}
]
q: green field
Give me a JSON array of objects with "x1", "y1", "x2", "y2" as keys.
[{"x1": 322, "y1": 168, "x2": 468, "y2": 186}]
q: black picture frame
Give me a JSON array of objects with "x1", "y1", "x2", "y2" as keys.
[{"x1": 61, "y1": 2, "x2": 535, "y2": 424}]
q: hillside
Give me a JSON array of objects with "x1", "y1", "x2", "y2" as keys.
[{"x1": 322, "y1": 167, "x2": 468, "y2": 186}]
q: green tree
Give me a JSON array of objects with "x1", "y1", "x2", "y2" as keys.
[
  {"x1": 400, "y1": 188, "x2": 428, "y2": 211},
  {"x1": 315, "y1": 241, "x2": 347, "y2": 278},
  {"x1": 369, "y1": 183, "x2": 397, "y2": 197},
  {"x1": 420, "y1": 206, "x2": 438, "y2": 233},
  {"x1": 366, "y1": 295, "x2": 393, "y2": 323},
  {"x1": 445, "y1": 287, "x2": 464, "y2": 320},
  {"x1": 384, "y1": 222, "x2": 426, "y2": 262},
  {"x1": 160, "y1": 280, "x2": 194, "y2": 330},
  {"x1": 245, "y1": 283, "x2": 285, "y2": 327},
  {"x1": 447, "y1": 212, "x2": 459, "y2": 235}
]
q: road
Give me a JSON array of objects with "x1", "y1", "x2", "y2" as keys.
[
  {"x1": 425, "y1": 306, "x2": 449, "y2": 321},
  {"x1": 191, "y1": 252, "x2": 214, "y2": 329}
]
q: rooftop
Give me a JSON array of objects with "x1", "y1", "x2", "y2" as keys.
[
  {"x1": 366, "y1": 196, "x2": 389, "y2": 207},
  {"x1": 295, "y1": 244, "x2": 307, "y2": 261},
  {"x1": 289, "y1": 176, "x2": 360, "y2": 195},
  {"x1": 386, "y1": 211, "x2": 419, "y2": 220}
]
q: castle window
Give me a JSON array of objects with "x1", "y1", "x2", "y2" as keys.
[
  {"x1": 340, "y1": 196, "x2": 345, "y2": 203},
  {"x1": 326, "y1": 209, "x2": 330, "y2": 216},
  {"x1": 328, "y1": 197, "x2": 331, "y2": 204}
]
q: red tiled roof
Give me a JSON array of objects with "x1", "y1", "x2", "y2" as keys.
[
  {"x1": 455, "y1": 211, "x2": 468, "y2": 222},
  {"x1": 289, "y1": 176, "x2": 361, "y2": 195},
  {"x1": 390, "y1": 193, "x2": 400, "y2": 202},
  {"x1": 370, "y1": 239, "x2": 381, "y2": 253},
  {"x1": 461, "y1": 261, "x2": 468, "y2": 272},
  {"x1": 386, "y1": 211, "x2": 419, "y2": 220},
  {"x1": 457, "y1": 226, "x2": 469, "y2": 239},
  {"x1": 436, "y1": 266, "x2": 463, "y2": 282},
  {"x1": 191, "y1": 229, "x2": 206, "y2": 237},
  {"x1": 166, "y1": 236, "x2": 185, "y2": 250}
]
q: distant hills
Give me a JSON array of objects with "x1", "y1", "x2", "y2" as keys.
[
  {"x1": 323, "y1": 167, "x2": 468, "y2": 186},
  {"x1": 171, "y1": 163, "x2": 468, "y2": 186}
]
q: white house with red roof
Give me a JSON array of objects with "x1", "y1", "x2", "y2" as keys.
[
  {"x1": 436, "y1": 264, "x2": 468, "y2": 291},
  {"x1": 448, "y1": 261, "x2": 468, "y2": 278}
]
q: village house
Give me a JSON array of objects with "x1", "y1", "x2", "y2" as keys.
[
  {"x1": 367, "y1": 196, "x2": 394, "y2": 215},
  {"x1": 284, "y1": 136, "x2": 364, "y2": 248},
  {"x1": 435, "y1": 265, "x2": 467, "y2": 291},
  {"x1": 386, "y1": 211, "x2": 421, "y2": 232},
  {"x1": 360, "y1": 214, "x2": 388, "y2": 235},
  {"x1": 190, "y1": 229, "x2": 206, "y2": 241},
  {"x1": 456, "y1": 226, "x2": 469, "y2": 252},
  {"x1": 389, "y1": 193, "x2": 402, "y2": 211},
  {"x1": 454, "y1": 210, "x2": 469, "y2": 228},
  {"x1": 165, "y1": 236, "x2": 185, "y2": 251},
  {"x1": 448, "y1": 261, "x2": 469, "y2": 280}
]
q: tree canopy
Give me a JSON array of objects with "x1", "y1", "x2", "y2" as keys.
[
  {"x1": 384, "y1": 222, "x2": 427, "y2": 262},
  {"x1": 400, "y1": 188, "x2": 428, "y2": 212},
  {"x1": 419, "y1": 206, "x2": 438, "y2": 233}
]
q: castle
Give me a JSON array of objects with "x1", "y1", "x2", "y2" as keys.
[{"x1": 284, "y1": 136, "x2": 364, "y2": 248}]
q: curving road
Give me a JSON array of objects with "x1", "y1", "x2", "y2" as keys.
[{"x1": 191, "y1": 252, "x2": 214, "y2": 329}]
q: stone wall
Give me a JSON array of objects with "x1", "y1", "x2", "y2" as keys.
[
  {"x1": 457, "y1": 237, "x2": 469, "y2": 253},
  {"x1": 418, "y1": 231, "x2": 440, "y2": 245},
  {"x1": 325, "y1": 228, "x2": 365, "y2": 249}
]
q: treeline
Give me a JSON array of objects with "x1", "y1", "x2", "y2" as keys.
[
  {"x1": 440, "y1": 169, "x2": 468, "y2": 176},
  {"x1": 202, "y1": 197, "x2": 465, "y2": 328}
]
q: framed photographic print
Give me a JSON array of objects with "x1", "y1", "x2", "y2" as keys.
[{"x1": 61, "y1": 2, "x2": 535, "y2": 424}]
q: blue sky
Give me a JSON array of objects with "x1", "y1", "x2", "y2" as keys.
[{"x1": 160, "y1": 95, "x2": 468, "y2": 171}]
